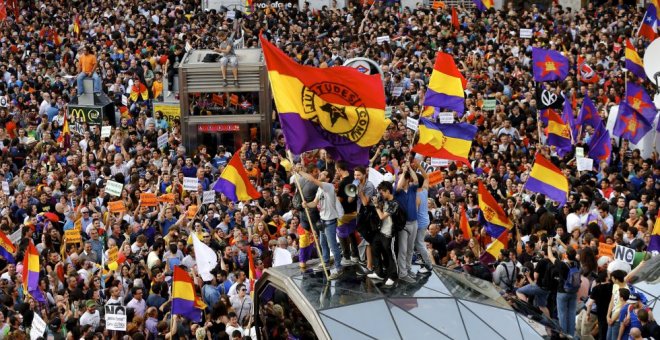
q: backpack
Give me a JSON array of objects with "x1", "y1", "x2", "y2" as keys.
[
  {"x1": 563, "y1": 262, "x2": 582, "y2": 294},
  {"x1": 390, "y1": 204, "x2": 407, "y2": 233},
  {"x1": 470, "y1": 262, "x2": 493, "y2": 282}
]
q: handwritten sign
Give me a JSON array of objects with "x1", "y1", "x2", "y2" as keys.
[
  {"x1": 64, "y1": 229, "x2": 82, "y2": 244},
  {"x1": 140, "y1": 193, "x2": 158, "y2": 207},
  {"x1": 406, "y1": 117, "x2": 418, "y2": 131},
  {"x1": 431, "y1": 158, "x2": 449, "y2": 167},
  {"x1": 186, "y1": 205, "x2": 198, "y2": 219},
  {"x1": 105, "y1": 180, "x2": 123, "y2": 197},
  {"x1": 157, "y1": 193, "x2": 175, "y2": 204},
  {"x1": 203, "y1": 190, "x2": 216, "y2": 204},
  {"x1": 105, "y1": 305, "x2": 127, "y2": 331},
  {"x1": 101, "y1": 126, "x2": 111, "y2": 139},
  {"x1": 577, "y1": 157, "x2": 594, "y2": 172},
  {"x1": 1, "y1": 181, "x2": 9, "y2": 195},
  {"x1": 30, "y1": 313, "x2": 47, "y2": 340},
  {"x1": 157, "y1": 132, "x2": 169, "y2": 150},
  {"x1": 183, "y1": 177, "x2": 198, "y2": 191},
  {"x1": 519, "y1": 28, "x2": 533, "y2": 39},
  {"x1": 428, "y1": 171, "x2": 444, "y2": 187},
  {"x1": 8, "y1": 227, "x2": 21, "y2": 244},
  {"x1": 438, "y1": 112, "x2": 454, "y2": 124},
  {"x1": 108, "y1": 201, "x2": 126, "y2": 213},
  {"x1": 376, "y1": 35, "x2": 390, "y2": 45},
  {"x1": 598, "y1": 243, "x2": 614, "y2": 258},
  {"x1": 575, "y1": 147, "x2": 584, "y2": 158},
  {"x1": 108, "y1": 246, "x2": 119, "y2": 263},
  {"x1": 482, "y1": 99, "x2": 497, "y2": 111},
  {"x1": 391, "y1": 86, "x2": 403, "y2": 97}
]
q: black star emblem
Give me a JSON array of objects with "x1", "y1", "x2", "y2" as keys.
[{"x1": 320, "y1": 103, "x2": 348, "y2": 126}]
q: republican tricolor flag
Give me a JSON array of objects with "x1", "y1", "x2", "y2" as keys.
[
  {"x1": 423, "y1": 52, "x2": 466, "y2": 115},
  {"x1": 524, "y1": 154, "x2": 569, "y2": 206},
  {"x1": 23, "y1": 240, "x2": 46, "y2": 303},
  {"x1": 649, "y1": 210, "x2": 660, "y2": 253},
  {"x1": 171, "y1": 266, "x2": 207, "y2": 322},
  {"x1": 625, "y1": 39, "x2": 646, "y2": 80},
  {"x1": 213, "y1": 153, "x2": 261, "y2": 202},
  {"x1": 472, "y1": 0, "x2": 494, "y2": 11}
]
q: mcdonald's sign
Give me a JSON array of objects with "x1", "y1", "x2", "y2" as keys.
[{"x1": 68, "y1": 105, "x2": 103, "y2": 126}]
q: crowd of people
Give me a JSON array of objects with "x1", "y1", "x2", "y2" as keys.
[{"x1": 0, "y1": 0, "x2": 659, "y2": 339}]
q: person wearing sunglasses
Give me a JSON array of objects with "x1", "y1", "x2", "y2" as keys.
[{"x1": 229, "y1": 283, "x2": 253, "y2": 326}]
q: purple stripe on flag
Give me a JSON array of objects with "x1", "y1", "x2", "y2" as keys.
[
  {"x1": 626, "y1": 61, "x2": 646, "y2": 80},
  {"x1": 214, "y1": 178, "x2": 239, "y2": 202},
  {"x1": 279, "y1": 112, "x2": 370, "y2": 169},
  {"x1": 525, "y1": 177, "x2": 567, "y2": 206},
  {"x1": 547, "y1": 133, "x2": 572, "y2": 156},
  {"x1": 172, "y1": 298, "x2": 202, "y2": 322},
  {"x1": 484, "y1": 221, "x2": 507, "y2": 239},
  {"x1": 649, "y1": 236, "x2": 660, "y2": 253},
  {"x1": 423, "y1": 88, "x2": 465, "y2": 115},
  {"x1": 337, "y1": 215, "x2": 357, "y2": 238}
]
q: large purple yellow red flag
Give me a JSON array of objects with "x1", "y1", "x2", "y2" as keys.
[
  {"x1": 172, "y1": 266, "x2": 207, "y2": 322},
  {"x1": 625, "y1": 82, "x2": 657, "y2": 123},
  {"x1": 546, "y1": 109, "x2": 572, "y2": 156},
  {"x1": 625, "y1": 39, "x2": 646, "y2": 80},
  {"x1": 472, "y1": 0, "x2": 493, "y2": 11},
  {"x1": 613, "y1": 101, "x2": 653, "y2": 144},
  {"x1": 259, "y1": 35, "x2": 389, "y2": 169},
  {"x1": 638, "y1": 5, "x2": 658, "y2": 41},
  {"x1": 649, "y1": 210, "x2": 660, "y2": 253},
  {"x1": 0, "y1": 231, "x2": 15, "y2": 263},
  {"x1": 423, "y1": 52, "x2": 466, "y2": 115},
  {"x1": 213, "y1": 153, "x2": 261, "y2": 202},
  {"x1": 524, "y1": 154, "x2": 569, "y2": 206},
  {"x1": 22, "y1": 240, "x2": 45, "y2": 303},
  {"x1": 532, "y1": 47, "x2": 569, "y2": 83},
  {"x1": 411, "y1": 118, "x2": 477, "y2": 165},
  {"x1": 477, "y1": 181, "x2": 512, "y2": 241}
]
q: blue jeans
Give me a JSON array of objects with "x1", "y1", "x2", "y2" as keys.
[
  {"x1": 557, "y1": 292, "x2": 578, "y2": 337},
  {"x1": 319, "y1": 219, "x2": 342, "y2": 271},
  {"x1": 77, "y1": 72, "x2": 101, "y2": 94},
  {"x1": 606, "y1": 320, "x2": 620, "y2": 340}
]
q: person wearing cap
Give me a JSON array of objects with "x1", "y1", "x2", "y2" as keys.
[
  {"x1": 617, "y1": 289, "x2": 648, "y2": 340},
  {"x1": 79, "y1": 299, "x2": 100, "y2": 329}
]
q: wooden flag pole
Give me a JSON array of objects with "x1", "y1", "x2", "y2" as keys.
[{"x1": 287, "y1": 151, "x2": 330, "y2": 281}]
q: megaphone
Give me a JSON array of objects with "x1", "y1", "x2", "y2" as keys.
[{"x1": 344, "y1": 179, "x2": 360, "y2": 198}]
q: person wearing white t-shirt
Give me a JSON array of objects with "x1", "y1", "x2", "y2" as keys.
[
  {"x1": 79, "y1": 300, "x2": 100, "y2": 329},
  {"x1": 225, "y1": 312, "x2": 244, "y2": 338}
]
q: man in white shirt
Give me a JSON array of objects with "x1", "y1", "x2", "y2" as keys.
[
  {"x1": 39, "y1": 93, "x2": 51, "y2": 117},
  {"x1": 126, "y1": 287, "x2": 147, "y2": 318},
  {"x1": 79, "y1": 300, "x2": 100, "y2": 329}
]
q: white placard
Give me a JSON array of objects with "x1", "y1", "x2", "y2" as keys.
[
  {"x1": 227, "y1": 10, "x2": 236, "y2": 20},
  {"x1": 519, "y1": 28, "x2": 533, "y2": 39},
  {"x1": 614, "y1": 245, "x2": 635, "y2": 265},
  {"x1": 368, "y1": 168, "x2": 385, "y2": 189},
  {"x1": 105, "y1": 180, "x2": 123, "y2": 197},
  {"x1": 437, "y1": 112, "x2": 454, "y2": 124},
  {"x1": 576, "y1": 157, "x2": 593, "y2": 172},
  {"x1": 203, "y1": 190, "x2": 216, "y2": 204},
  {"x1": 101, "y1": 126, "x2": 111, "y2": 138},
  {"x1": 30, "y1": 313, "x2": 47, "y2": 340},
  {"x1": 431, "y1": 158, "x2": 449, "y2": 167},
  {"x1": 376, "y1": 35, "x2": 390, "y2": 45},
  {"x1": 8, "y1": 227, "x2": 21, "y2": 244},
  {"x1": 183, "y1": 177, "x2": 199, "y2": 191},
  {"x1": 121, "y1": 95, "x2": 128, "y2": 106},
  {"x1": 157, "y1": 132, "x2": 169, "y2": 150},
  {"x1": 391, "y1": 86, "x2": 403, "y2": 97},
  {"x1": 575, "y1": 147, "x2": 584, "y2": 158},
  {"x1": 105, "y1": 305, "x2": 128, "y2": 331},
  {"x1": 406, "y1": 117, "x2": 418, "y2": 131},
  {"x1": 1, "y1": 181, "x2": 8, "y2": 195}
]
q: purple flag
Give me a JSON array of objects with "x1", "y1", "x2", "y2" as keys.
[
  {"x1": 532, "y1": 47, "x2": 569, "y2": 82},
  {"x1": 577, "y1": 95, "x2": 601, "y2": 129},
  {"x1": 613, "y1": 101, "x2": 653, "y2": 144},
  {"x1": 562, "y1": 96, "x2": 578, "y2": 141},
  {"x1": 588, "y1": 128, "x2": 611, "y2": 170},
  {"x1": 625, "y1": 82, "x2": 657, "y2": 124}
]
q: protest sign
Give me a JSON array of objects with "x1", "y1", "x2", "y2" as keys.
[
  {"x1": 105, "y1": 180, "x2": 123, "y2": 197},
  {"x1": 140, "y1": 193, "x2": 158, "y2": 207}
]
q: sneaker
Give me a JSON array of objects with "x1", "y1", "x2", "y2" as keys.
[
  {"x1": 418, "y1": 266, "x2": 430, "y2": 274},
  {"x1": 328, "y1": 269, "x2": 344, "y2": 280},
  {"x1": 351, "y1": 256, "x2": 360, "y2": 264},
  {"x1": 234, "y1": 79, "x2": 239, "y2": 88},
  {"x1": 399, "y1": 275, "x2": 416, "y2": 284},
  {"x1": 384, "y1": 279, "x2": 396, "y2": 287},
  {"x1": 340, "y1": 258, "x2": 354, "y2": 267},
  {"x1": 222, "y1": 79, "x2": 228, "y2": 87},
  {"x1": 313, "y1": 262, "x2": 327, "y2": 272},
  {"x1": 367, "y1": 272, "x2": 384, "y2": 280}
]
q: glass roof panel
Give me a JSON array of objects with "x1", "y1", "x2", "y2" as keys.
[
  {"x1": 433, "y1": 267, "x2": 510, "y2": 308},
  {"x1": 459, "y1": 300, "x2": 522, "y2": 340},
  {"x1": 320, "y1": 315, "x2": 378, "y2": 340},
  {"x1": 386, "y1": 301, "x2": 451, "y2": 339},
  {"x1": 516, "y1": 316, "x2": 544, "y2": 340},
  {"x1": 391, "y1": 298, "x2": 468, "y2": 339},
  {"x1": 456, "y1": 303, "x2": 505, "y2": 340},
  {"x1": 320, "y1": 300, "x2": 400, "y2": 339}
]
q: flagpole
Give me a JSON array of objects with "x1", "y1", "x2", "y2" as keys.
[
  {"x1": 536, "y1": 82, "x2": 544, "y2": 145},
  {"x1": 287, "y1": 151, "x2": 330, "y2": 281}
]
